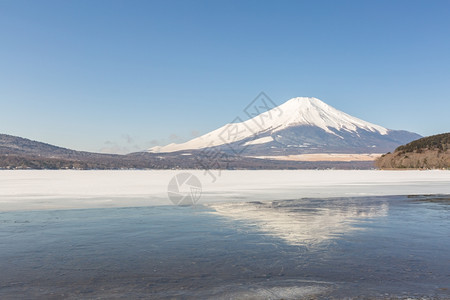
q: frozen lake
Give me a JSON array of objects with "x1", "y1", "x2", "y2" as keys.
[
  {"x1": 0, "y1": 195, "x2": 449, "y2": 299},
  {"x1": 0, "y1": 170, "x2": 449, "y2": 298},
  {"x1": 0, "y1": 170, "x2": 449, "y2": 211}
]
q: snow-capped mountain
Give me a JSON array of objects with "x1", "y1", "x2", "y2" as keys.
[{"x1": 149, "y1": 97, "x2": 421, "y2": 155}]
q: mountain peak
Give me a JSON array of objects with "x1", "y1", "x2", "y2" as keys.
[
  {"x1": 281, "y1": 97, "x2": 326, "y2": 110},
  {"x1": 288, "y1": 96, "x2": 323, "y2": 103},
  {"x1": 281, "y1": 97, "x2": 333, "y2": 116},
  {"x1": 271, "y1": 97, "x2": 388, "y2": 136},
  {"x1": 148, "y1": 96, "x2": 420, "y2": 154}
]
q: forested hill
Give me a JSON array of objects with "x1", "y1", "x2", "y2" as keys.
[{"x1": 376, "y1": 133, "x2": 450, "y2": 169}]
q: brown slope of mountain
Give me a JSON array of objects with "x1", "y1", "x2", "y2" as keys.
[{"x1": 376, "y1": 133, "x2": 450, "y2": 169}]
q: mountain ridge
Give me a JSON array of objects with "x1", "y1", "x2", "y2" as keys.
[
  {"x1": 0, "y1": 133, "x2": 374, "y2": 170},
  {"x1": 149, "y1": 97, "x2": 421, "y2": 155},
  {"x1": 0, "y1": 96, "x2": 422, "y2": 169}
]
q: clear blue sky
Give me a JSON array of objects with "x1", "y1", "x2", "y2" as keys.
[{"x1": 1, "y1": 0, "x2": 449, "y2": 153}]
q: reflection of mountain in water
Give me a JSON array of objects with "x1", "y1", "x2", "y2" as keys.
[{"x1": 208, "y1": 197, "x2": 389, "y2": 247}]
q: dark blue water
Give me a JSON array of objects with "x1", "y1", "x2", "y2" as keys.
[{"x1": 0, "y1": 195, "x2": 449, "y2": 299}]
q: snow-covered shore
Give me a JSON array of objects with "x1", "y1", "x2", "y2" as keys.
[{"x1": 0, "y1": 170, "x2": 449, "y2": 211}]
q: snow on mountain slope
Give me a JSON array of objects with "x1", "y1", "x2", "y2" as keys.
[
  {"x1": 149, "y1": 97, "x2": 390, "y2": 153},
  {"x1": 275, "y1": 97, "x2": 388, "y2": 135}
]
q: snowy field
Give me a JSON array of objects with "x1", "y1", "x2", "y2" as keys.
[{"x1": 0, "y1": 170, "x2": 449, "y2": 211}]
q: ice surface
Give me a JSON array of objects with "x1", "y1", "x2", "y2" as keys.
[{"x1": 0, "y1": 170, "x2": 449, "y2": 211}]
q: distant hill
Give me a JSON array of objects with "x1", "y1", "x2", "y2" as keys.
[
  {"x1": 0, "y1": 133, "x2": 150, "y2": 169},
  {"x1": 1, "y1": 133, "x2": 97, "y2": 158},
  {"x1": 375, "y1": 133, "x2": 450, "y2": 169}
]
